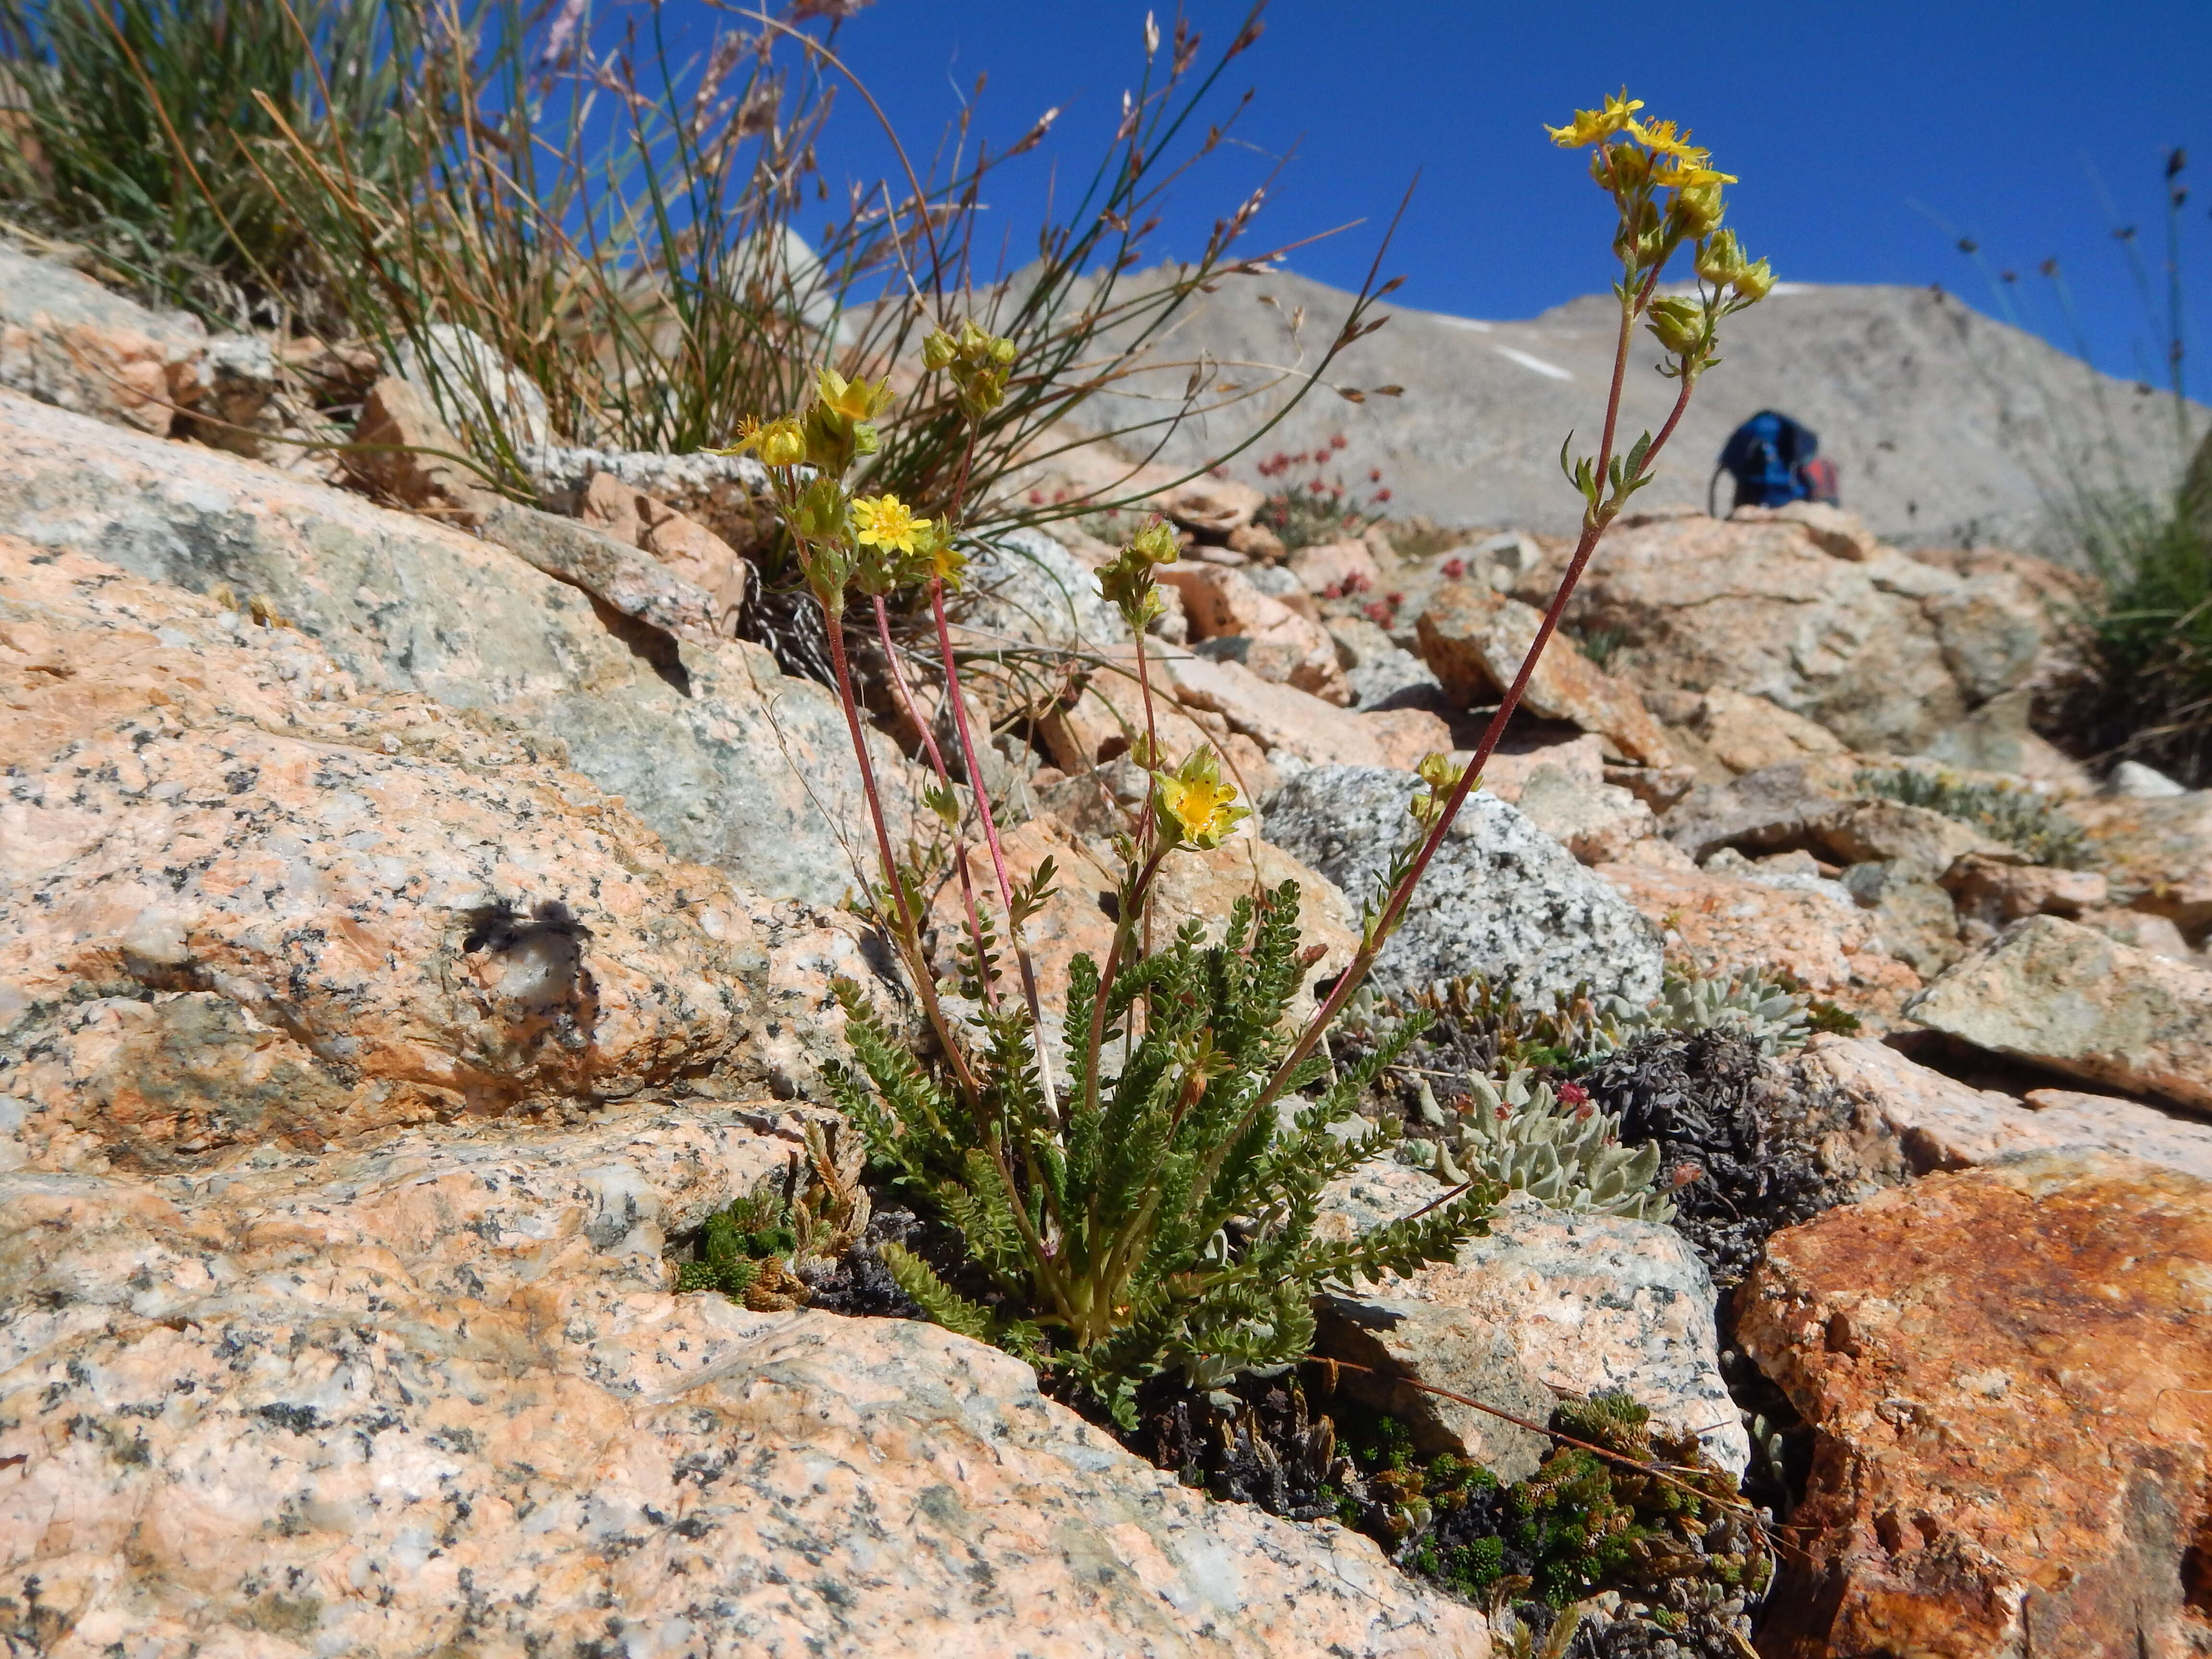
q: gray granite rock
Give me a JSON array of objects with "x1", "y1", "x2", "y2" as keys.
[
  {"x1": 1906, "y1": 915, "x2": 2212, "y2": 1112},
  {"x1": 956, "y1": 524, "x2": 1130, "y2": 655},
  {"x1": 0, "y1": 1101, "x2": 1493, "y2": 1658},
  {"x1": 0, "y1": 389, "x2": 916, "y2": 907},
  {"x1": 1317, "y1": 1161, "x2": 1748, "y2": 1476},
  {"x1": 1265, "y1": 765, "x2": 1663, "y2": 1006}
]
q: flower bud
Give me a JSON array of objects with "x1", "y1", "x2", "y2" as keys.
[
  {"x1": 923, "y1": 328, "x2": 958, "y2": 372},
  {"x1": 1415, "y1": 751, "x2": 1466, "y2": 792},
  {"x1": 792, "y1": 474, "x2": 850, "y2": 545},
  {"x1": 1670, "y1": 180, "x2": 1725, "y2": 238},
  {"x1": 1129, "y1": 516, "x2": 1180, "y2": 565},
  {"x1": 1732, "y1": 257, "x2": 1776, "y2": 303},
  {"x1": 1599, "y1": 140, "x2": 1649, "y2": 189},
  {"x1": 1646, "y1": 295, "x2": 1706, "y2": 355},
  {"x1": 1695, "y1": 228, "x2": 1746, "y2": 286},
  {"x1": 803, "y1": 401, "x2": 856, "y2": 475}
]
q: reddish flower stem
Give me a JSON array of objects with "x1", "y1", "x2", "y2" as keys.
[
  {"x1": 873, "y1": 594, "x2": 998, "y2": 1009},
  {"x1": 820, "y1": 603, "x2": 981, "y2": 1105},
  {"x1": 928, "y1": 577, "x2": 1058, "y2": 1117},
  {"x1": 1251, "y1": 315, "x2": 1702, "y2": 1116}
]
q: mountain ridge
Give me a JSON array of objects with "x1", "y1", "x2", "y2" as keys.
[{"x1": 1073, "y1": 270, "x2": 2207, "y2": 550}]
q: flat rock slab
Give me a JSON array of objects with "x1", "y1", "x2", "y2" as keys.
[
  {"x1": 2069, "y1": 790, "x2": 2212, "y2": 933},
  {"x1": 0, "y1": 390, "x2": 918, "y2": 907},
  {"x1": 1316, "y1": 1171, "x2": 1746, "y2": 1475},
  {"x1": 0, "y1": 544, "x2": 837, "y2": 1166},
  {"x1": 0, "y1": 1103, "x2": 1493, "y2": 1658},
  {"x1": 1804, "y1": 1035, "x2": 2212, "y2": 1182},
  {"x1": 1738, "y1": 1150, "x2": 2212, "y2": 1659},
  {"x1": 1907, "y1": 914, "x2": 2212, "y2": 1112},
  {"x1": 1555, "y1": 513, "x2": 2043, "y2": 756},
  {"x1": 1164, "y1": 653, "x2": 1451, "y2": 770}
]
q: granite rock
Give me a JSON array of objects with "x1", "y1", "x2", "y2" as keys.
[
  {"x1": 0, "y1": 1102, "x2": 1494, "y2": 1658},
  {"x1": 0, "y1": 389, "x2": 920, "y2": 906},
  {"x1": 1266, "y1": 766, "x2": 1663, "y2": 1006},
  {"x1": 0, "y1": 545, "x2": 890, "y2": 1168},
  {"x1": 1906, "y1": 916, "x2": 2212, "y2": 1112}
]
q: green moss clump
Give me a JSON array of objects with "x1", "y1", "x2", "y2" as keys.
[
  {"x1": 1333, "y1": 1390, "x2": 1769, "y2": 1616},
  {"x1": 673, "y1": 1183, "x2": 800, "y2": 1299}
]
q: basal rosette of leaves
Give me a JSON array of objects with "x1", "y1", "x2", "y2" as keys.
[{"x1": 831, "y1": 890, "x2": 1499, "y2": 1419}]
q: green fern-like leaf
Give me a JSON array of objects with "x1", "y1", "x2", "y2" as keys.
[{"x1": 878, "y1": 1242, "x2": 998, "y2": 1343}]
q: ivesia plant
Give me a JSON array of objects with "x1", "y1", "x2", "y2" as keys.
[{"x1": 721, "y1": 89, "x2": 1770, "y2": 1419}]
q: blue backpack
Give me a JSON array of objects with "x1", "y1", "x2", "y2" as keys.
[{"x1": 1714, "y1": 410, "x2": 1827, "y2": 511}]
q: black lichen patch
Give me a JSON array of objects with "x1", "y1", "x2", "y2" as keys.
[
  {"x1": 1135, "y1": 1370, "x2": 1342, "y2": 1523},
  {"x1": 1585, "y1": 1029, "x2": 1859, "y2": 1286}
]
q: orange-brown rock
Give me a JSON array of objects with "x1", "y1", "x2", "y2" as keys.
[
  {"x1": 1678, "y1": 685, "x2": 1847, "y2": 776},
  {"x1": 0, "y1": 240, "x2": 207, "y2": 435},
  {"x1": 1739, "y1": 1151, "x2": 2212, "y2": 1659},
  {"x1": 1414, "y1": 581, "x2": 1675, "y2": 766},
  {"x1": 342, "y1": 374, "x2": 504, "y2": 524},
  {"x1": 1157, "y1": 562, "x2": 1350, "y2": 703},
  {"x1": 1595, "y1": 860, "x2": 1921, "y2": 1023},
  {"x1": 1038, "y1": 645, "x2": 1229, "y2": 772},
  {"x1": 578, "y1": 470, "x2": 747, "y2": 637},
  {"x1": 1288, "y1": 538, "x2": 1382, "y2": 596}
]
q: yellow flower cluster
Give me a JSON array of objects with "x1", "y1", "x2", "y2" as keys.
[{"x1": 1544, "y1": 88, "x2": 1773, "y2": 325}]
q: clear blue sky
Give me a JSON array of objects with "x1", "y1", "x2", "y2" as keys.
[{"x1": 723, "y1": 0, "x2": 2210, "y2": 391}]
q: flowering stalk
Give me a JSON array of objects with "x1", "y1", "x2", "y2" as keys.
[
  {"x1": 872, "y1": 594, "x2": 998, "y2": 1010},
  {"x1": 816, "y1": 584, "x2": 983, "y2": 1104},
  {"x1": 1252, "y1": 90, "x2": 1772, "y2": 1114},
  {"x1": 915, "y1": 319, "x2": 1066, "y2": 1118}
]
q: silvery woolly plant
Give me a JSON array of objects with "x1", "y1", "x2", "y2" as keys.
[
  {"x1": 716, "y1": 91, "x2": 1769, "y2": 1420},
  {"x1": 1412, "y1": 1071, "x2": 1676, "y2": 1223}
]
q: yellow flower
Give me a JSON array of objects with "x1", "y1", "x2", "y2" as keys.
[
  {"x1": 911, "y1": 518, "x2": 967, "y2": 587},
  {"x1": 1154, "y1": 749, "x2": 1249, "y2": 850},
  {"x1": 720, "y1": 413, "x2": 807, "y2": 468},
  {"x1": 816, "y1": 367, "x2": 895, "y2": 424},
  {"x1": 1546, "y1": 88, "x2": 1642, "y2": 148},
  {"x1": 851, "y1": 493, "x2": 930, "y2": 556},
  {"x1": 1652, "y1": 160, "x2": 1738, "y2": 191},
  {"x1": 1626, "y1": 117, "x2": 1708, "y2": 167}
]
